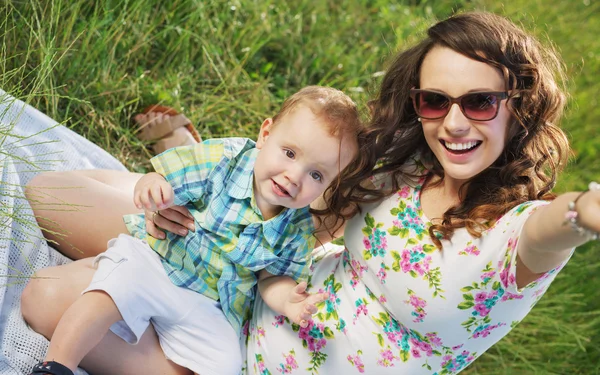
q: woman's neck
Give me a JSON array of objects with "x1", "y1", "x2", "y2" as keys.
[{"x1": 421, "y1": 174, "x2": 462, "y2": 221}]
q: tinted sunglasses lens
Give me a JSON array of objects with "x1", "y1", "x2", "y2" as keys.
[
  {"x1": 461, "y1": 93, "x2": 499, "y2": 120},
  {"x1": 417, "y1": 92, "x2": 449, "y2": 119}
]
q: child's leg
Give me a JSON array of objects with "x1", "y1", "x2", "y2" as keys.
[
  {"x1": 22, "y1": 259, "x2": 191, "y2": 375},
  {"x1": 44, "y1": 290, "x2": 123, "y2": 372},
  {"x1": 25, "y1": 169, "x2": 143, "y2": 259}
]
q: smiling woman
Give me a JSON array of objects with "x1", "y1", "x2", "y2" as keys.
[
  {"x1": 243, "y1": 12, "x2": 600, "y2": 374},
  {"x1": 418, "y1": 46, "x2": 511, "y2": 185}
]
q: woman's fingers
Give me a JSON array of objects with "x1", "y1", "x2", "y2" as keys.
[
  {"x1": 157, "y1": 207, "x2": 194, "y2": 236},
  {"x1": 145, "y1": 211, "x2": 166, "y2": 239},
  {"x1": 170, "y1": 205, "x2": 195, "y2": 221}
]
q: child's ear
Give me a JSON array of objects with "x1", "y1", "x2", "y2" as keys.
[{"x1": 256, "y1": 118, "x2": 273, "y2": 149}]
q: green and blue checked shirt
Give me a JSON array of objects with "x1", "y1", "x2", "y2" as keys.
[{"x1": 123, "y1": 138, "x2": 315, "y2": 334}]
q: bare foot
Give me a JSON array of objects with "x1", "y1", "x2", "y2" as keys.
[{"x1": 135, "y1": 111, "x2": 200, "y2": 154}]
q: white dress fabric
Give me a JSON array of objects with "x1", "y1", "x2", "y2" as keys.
[
  {"x1": 245, "y1": 161, "x2": 572, "y2": 375},
  {"x1": 0, "y1": 90, "x2": 125, "y2": 375}
]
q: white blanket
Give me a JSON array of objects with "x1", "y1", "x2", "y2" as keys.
[{"x1": 0, "y1": 90, "x2": 126, "y2": 374}]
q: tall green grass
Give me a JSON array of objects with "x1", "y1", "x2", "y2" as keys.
[{"x1": 1, "y1": 0, "x2": 598, "y2": 373}]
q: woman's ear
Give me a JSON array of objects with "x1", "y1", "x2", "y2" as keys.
[{"x1": 256, "y1": 118, "x2": 273, "y2": 149}]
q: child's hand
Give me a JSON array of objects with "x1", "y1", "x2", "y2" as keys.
[
  {"x1": 284, "y1": 281, "x2": 329, "y2": 328},
  {"x1": 134, "y1": 172, "x2": 175, "y2": 211}
]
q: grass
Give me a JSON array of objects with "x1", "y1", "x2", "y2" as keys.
[{"x1": 1, "y1": 0, "x2": 598, "y2": 373}]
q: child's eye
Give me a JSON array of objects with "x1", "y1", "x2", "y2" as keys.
[
  {"x1": 284, "y1": 149, "x2": 295, "y2": 159},
  {"x1": 310, "y1": 171, "x2": 323, "y2": 182}
]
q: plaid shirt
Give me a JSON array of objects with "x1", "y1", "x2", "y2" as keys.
[{"x1": 123, "y1": 138, "x2": 315, "y2": 334}]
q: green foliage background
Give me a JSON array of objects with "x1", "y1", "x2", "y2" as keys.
[{"x1": 1, "y1": 0, "x2": 598, "y2": 373}]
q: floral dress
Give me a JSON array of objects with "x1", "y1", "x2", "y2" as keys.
[{"x1": 243, "y1": 160, "x2": 572, "y2": 375}]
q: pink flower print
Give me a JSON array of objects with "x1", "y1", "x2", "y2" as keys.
[
  {"x1": 499, "y1": 267, "x2": 510, "y2": 288},
  {"x1": 297, "y1": 320, "x2": 328, "y2": 352},
  {"x1": 475, "y1": 291, "x2": 488, "y2": 303},
  {"x1": 451, "y1": 344, "x2": 463, "y2": 351},
  {"x1": 425, "y1": 333, "x2": 443, "y2": 348},
  {"x1": 501, "y1": 291, "x2": 524, "y2": 302},
  {"x1": 277, "y1": 350, "x2": 299, "y2": 374},
  {"x1": 404, "y1": 290, "x2": 427, "y2": 323},
  {"x1": 379, "y1": 294, "x2": 387, "y2": 303},
  {"x1": 353, "y1": 299, "x2": 369, "y2": 324},
  {"x1": 507, "y1": 237, "x2": 516, "y2": 251},
  {"x1": 377, "y1": 263, "x2": 388, "y2": 283},
  {"x1": 459, "y1": 242, "x2": 481, "y2": 256},
  {"x1": 480, "y1": 271, "x2": 496, "y2": 283},
  {"x1": 400, "y1": 259, "x2": 411, "y2": 273},
  {"x1": 347, "y1": 351, "x2": 365, "y2": 373},
  {"x1": 413, "y1": 261, "x2": 425, "y2": 276},
  {"x1": 401, "y1": 250, "x2": 411, "y2": 261},
  {"x1": 254, "y1": 354, "x2": 269, "y2": 375},
  {"x1": 377, "y1": 348, "x2": 399, "y2": 367},
  {"x1": 258, "y1": 361, "x2": 266, "y2": 373},
  {"x1": 472, "y1": 322, "x2": 506, "y2": 339},
  {"x1": 363, "y1": 238, "x2": 371, "y2": 249},
  {"x1": 397, "y1": 185, "x2": 411, "y2": 198},
  {"x1": 441, "y1": 350, "x2": 476, "y2": 373},
  {"x1": 474, "y1": 303, "x2": 491, "y2": 317},
  {"x1": 251, "y1": 325, "x2": 267, "y2": 347},
  {"x1": 411, "y1": 348, "x2": 421, "y2": 358},
  {"x1": 273, "y1": 315, "x2": 285, "y2": 328}
]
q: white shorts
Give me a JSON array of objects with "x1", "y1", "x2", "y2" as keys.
[{"x1": 83, "y1": 234, "x2": 241, "y2": 375}]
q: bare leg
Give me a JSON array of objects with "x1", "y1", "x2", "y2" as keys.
[
  {"x1": 44, "y1": 291, "x2": 123, "y2": 372},
  {"x1": 25, "y1": 170, "x2": 143, "y2": 259},
  {"x1": 21, "y1": 259, "x2": 191, "y2": 375}
]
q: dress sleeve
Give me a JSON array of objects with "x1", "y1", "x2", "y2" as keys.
[
  {"x1": 150, "y1": 140, "x2": 226, "y2": 206},
  {"x1": 494, "y1": 201, "x2": 574, "y2": 296}
]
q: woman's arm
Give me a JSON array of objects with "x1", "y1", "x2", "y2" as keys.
[{"x1": 517, "y1": 186, "x2": 600, "y2": 286}]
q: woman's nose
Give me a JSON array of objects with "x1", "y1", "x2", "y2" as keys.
[{"x1": 443, "y1": 103, "x2": 471, "y2": 135}]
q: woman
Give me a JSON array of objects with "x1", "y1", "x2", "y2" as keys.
[{"x1": 22, "y1": 11, "x2": 600, "y2": 374}]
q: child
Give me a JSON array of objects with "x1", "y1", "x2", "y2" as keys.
[{"x1": 29, "y1": 86, "x2": 362, "y2": 375}]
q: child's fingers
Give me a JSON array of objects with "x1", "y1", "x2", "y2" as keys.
[
  {"x1": 161, "y1": 185, "x2": 175, "y2": 208},
  {"x1": 139, "y1": 189, "x2": 154, "y2": 210},
  {"x1": 150, "y1": 184, "x2": 164, "y2": 207},
  {"x1": 133, "y1": 190, "x2": 142, "y2": 209},
  {"x1": 294, "y1": 281, "x2": 308, "y2": 295}
]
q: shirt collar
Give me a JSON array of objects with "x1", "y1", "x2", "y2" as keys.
[{"x1": 225, "y1": 147, "x2": 259, "y2": 200}]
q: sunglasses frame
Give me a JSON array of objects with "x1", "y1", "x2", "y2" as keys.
[{"x1": 409, "y1": 89, "x2": 509, "y2": 121}]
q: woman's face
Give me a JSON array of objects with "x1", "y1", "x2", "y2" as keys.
[{"x1": 418, "y1": 46, "x2": 511, "y2": 186}]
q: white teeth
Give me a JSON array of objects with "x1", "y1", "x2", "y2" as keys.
[{"x1": 443, "y1": 141, "x2": 479, "y2": 151}]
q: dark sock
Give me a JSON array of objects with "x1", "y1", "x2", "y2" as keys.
[{"x1": 30, "y1": 361, "x2": 74, "y2": 375}]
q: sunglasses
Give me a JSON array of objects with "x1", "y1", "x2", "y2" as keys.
[{"x1": 410, "y1": 89, "x2": 509, "y2": 121}]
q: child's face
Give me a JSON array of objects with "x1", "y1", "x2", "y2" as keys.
[{"x1": 253, "y1": 105, "x2": 357, "y2": 219}]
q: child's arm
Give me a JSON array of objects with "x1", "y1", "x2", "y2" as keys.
[{"x1": 257, "y1": 270, "x2": 328, "y2": 328}]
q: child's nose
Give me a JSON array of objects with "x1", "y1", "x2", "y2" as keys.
[{"x1": 285, "y1": 166, "x2": 303, "y2": 186}]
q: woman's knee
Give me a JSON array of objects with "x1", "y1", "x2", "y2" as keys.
[
  {"x1": 21, "y1": 259, "x2": 94, "y2": 337},
  {"x1": 21, "y1": 268, "x2": 62, "y2": 338}
]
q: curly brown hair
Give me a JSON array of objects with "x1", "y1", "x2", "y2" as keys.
[{"x1": 332, "y1": 11, "x2": 571, "y2": 248}]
